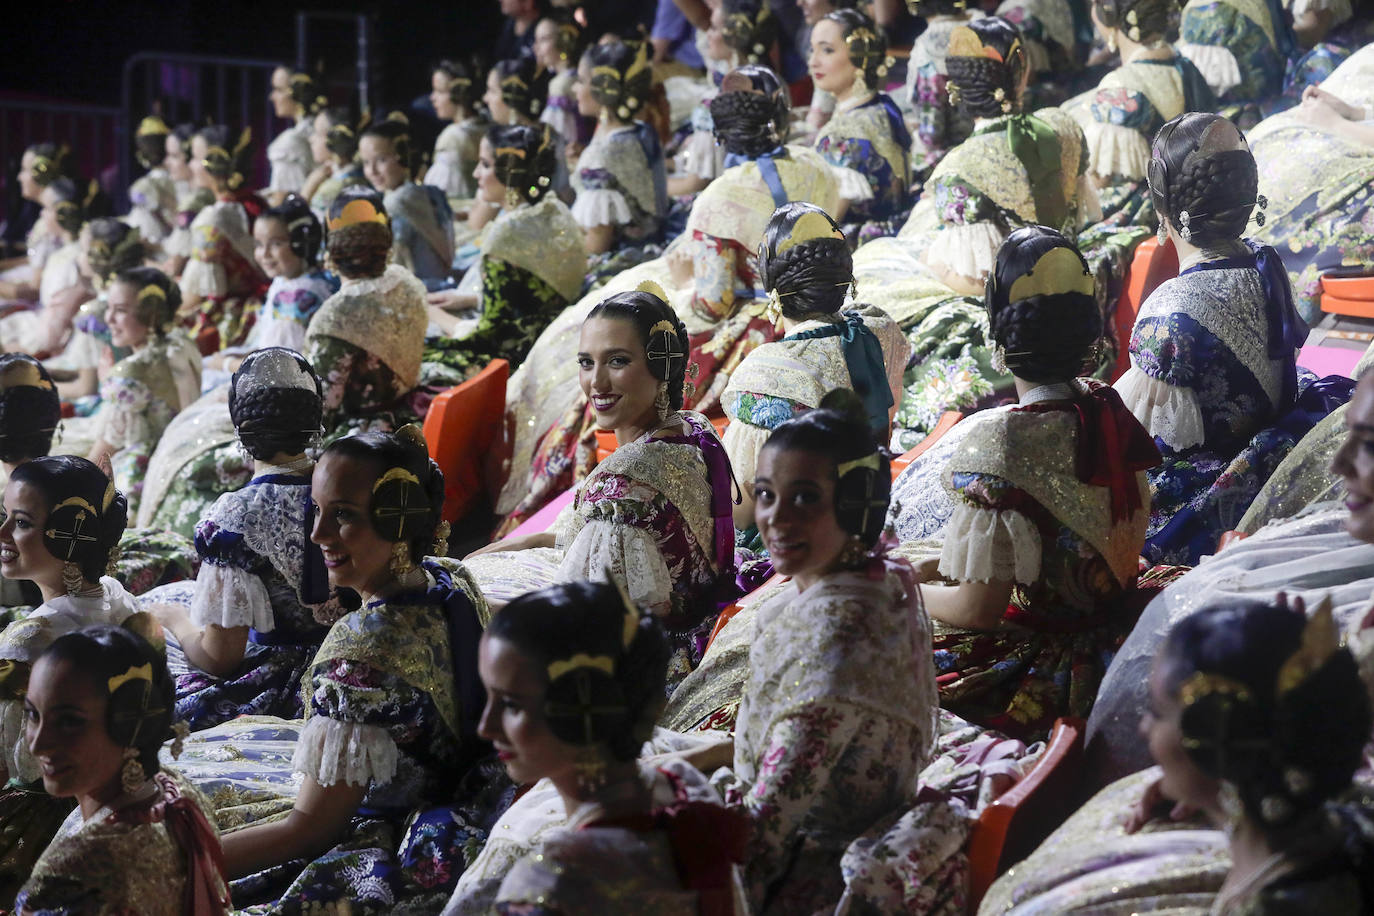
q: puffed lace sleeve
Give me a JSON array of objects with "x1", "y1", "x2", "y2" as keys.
[
  {"x1": 558, "y1": 502, "x2": 674, "y2": 618},
  {"x1": 925, "y1": 175, "x2": 1004, "y2": 283},
  {"x1": 188, "y1": 508, "x2": 274, "y2": 632},
  {"x1": 829, "y1": 164, "x2": 877, "y2": 204},
  {"x1": 1114, "y1": 312, "x2": 1205, "y2": 450},
  {"x1": 1083, "y1": 87, "x2": 1157, "y2": 181},
  {"x1": 938, "y1": 470, "x2": 1042, "y2": 585},
  {"x1": 571, "y1": 143, "x2": 634, "y2": 229},
  {"x1": 0, "y1": 690, "x2": 37, "y2": 782},
  {"x1": 95, "y1": 375, "x2": 153, "y2": 450},
  {"x1": 292, "y1": 659, "x2": 406, "y2": 787},
  {"x1": 1176, "y1": 42, "x2": 1242, "y2": 98}
]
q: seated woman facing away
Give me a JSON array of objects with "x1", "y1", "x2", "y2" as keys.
[
  {"x1": 448, "y1": 581, "x2": 748, "y2": 915},
  {"x1": 917, "y1": 227, "x2": 1160, "y2": 740},
  {"x1": 981, "y1": 598, "x2": 1374, "y2": 914},
  {"x1": 16, "y1": 625, "x2": 230, "y2": 915},
  {"x1": 215, "y1": 426, "x2": 495, "y2": 913},
  {"x1": 465, "y1": 285, "x2": 736, "y2": 691},
  {"x1": 145, "y1": 347, "x2": 332, "y2": 730}
]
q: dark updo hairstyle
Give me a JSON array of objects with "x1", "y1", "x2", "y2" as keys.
[
  {"x1": 585, "y1": 40, "x2": 653, "y2": 122},
  {"x1": 0, "y1": 354, "x2": 60, "y2": 464},
  {"x1": 708, "y1": 65, "x2": 790, "y2": 158},
  {"x1": 1093, "y1": 0, "x2": 1180, "y2": 45},
  {"x1": 111, "y1": 265, "x2": 180, "y2": 335},
  {"x1": 287, "y1": 69, "x2": 326, "y2": 118},
  {"x1": 585, "y1": 286, "x2": 691, "y2": 412},
  {"x1": 494, "y1": 55, "x2": 553, "y2": 122},
  {"x1": 1159, "y1": 601, "x2": 1371, "y2": 836},
  {"x1": 84, "y1": 218, "x2": 147, "y2": 285},
  {"x1": 259, "y1": 194, "x2": 323, "y2": 266},
  {"x1": 825, "y1": 8, "x2": 890, "y2": 88},
  {"x1": 228, "y1": 347, "x2": 323, "y2": 461},
  {"x1": 761, "y1": 389, "x2": 891, "y2": 549},
  {"x1": 46, "y1": 177, "x2": 93, "y2": 237},
  {"x1": 325, "y1": 186, "x2": 392, "y2": 279},
  {"x1": 10, "y1": 455, "x2": 128, "y2": 584},
  {"x1": 434, "y1": 58, "x2": 483, "y2": 111},
  {"x1": 40, "y1": 625, "x2": 174, "y2": 781},
  {"x1": 760, "y1": 202, "x2": 853, "y2": 321},
  {"x1": 985, "y1": 225, "x2": 1101, "y2": 384},
  {"x1": 320, "y1": 428, "x2": 446, "y2": 562},
  {"x1": 905, "y1": 0, "x2": 971, "y2": 16},
  {"x1": 946, "y1": 17, "x2": 1029, "y2": 118},
  {"x1": 541, "y1": 12, "x2": 584, "y2": 67},
  {"x1": 721, "y1": 0, "x2": 779, "y2": 66},
  {"x1": 360, "y1": 113, "x2": 416, "y2": 175},
  {"x1": 1148, "y1": 112, "x2": 1258, "y2": 246},
  {"x1": 318, "y1": 107, "x2": 361, "y2": 162},
  {"x1": 195, "y1": 123, "x2": 254, "y2": 191},
  {"x1": 25, "y1": 143, "x2": 74, "y2": 189},
  {"x1": 486, "y1": 580, "x2": 671, "y2": 761},
  {"x1": 134, "y1": 115, "x2": 171, "y2": 172},
  {"x1": 487, "y1": 123, "x2": 558, "y2": 205}
]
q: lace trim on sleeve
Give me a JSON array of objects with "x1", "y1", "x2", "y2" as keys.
[
  {"x1": 1115, "y1": 365, "x2": 1205, "y2": 450},
  {"x1": 292, "y1": 715, "x2": 398, "y2": 788},
  {"x1": 570, "y1": 189, "x2": 633, "y2": 229},
  {"x1": 1177, "y1": 42, "x2": 1242, "y2": 97},
  {"x1": 558, "y1": 519, "x2": 673, "y2": 618},
  {"x1": 1076, "y1": 172, "x2": 1102, "y2": 226},
  {"x1": 188, "y1": 563, "x2": 275, "y2": 631},
  {"x1": 677, "y1": 130, "x2": 720, "y2": 180},
  {"x1": 1082, "y1": 120, "x2": 1151, "y2": 181},
  {"x1": 926, "y1": 222, "x2": 1004, "y2": 285},
  {"x1": 179, "y1": 258, "x2": 228, "y2": 299},
  {"x1": 938, "y1": 501, "x2": 1041, "y2": 584},
  {"x1": 830, "y1": 165, "x2": 876, "y2": 202}
]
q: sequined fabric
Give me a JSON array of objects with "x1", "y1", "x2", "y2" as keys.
[
  {"x1": 482, "y1": 196, "x2": 587, "y2": 304},
  {"x1": 308, "y1": 263, "x2": 428, "y2": 390}
]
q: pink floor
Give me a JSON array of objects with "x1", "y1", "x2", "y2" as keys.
[{"x1": 1298, "y1": 344, "x2": 1363, "y2": 379}]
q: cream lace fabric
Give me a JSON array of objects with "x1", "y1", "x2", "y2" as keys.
[
  {"x1": 267, "y1": 120, "x2": 315, "y2": 194},
  {"x1": 189, "y1": 564, "x2": 274, "y2": 631},
  {"x1": 831, "y1": 164, "x2": 877, "y2": 202},
  {"x1": 180, "y1": 200, "x2": 256, "y2": 299},
  {"x1": 939, "y1": 502, "x2": 1043, "y2": 585},
  {"x1": 1115, "y1": 365, "x2": 1207, "y2": 450},
  {"x1": 559, "y1": 522, "x2": 675, "y2": 618},
  {"x1": 928, "y1": 221, "x2": 1005, "y2": 284},
  {"x1": 1177, "y1": 42, "x2": 1243, "y2": 97},
  {"x1": 292, "y1": 715, "x2": 399, "y2": 788},
  {"x1": 571, "y1": 187, "x2": 633, "y2": 229}
]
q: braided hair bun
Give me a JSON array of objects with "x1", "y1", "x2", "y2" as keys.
[
  {"x1": 318, "y1": 107, "x2": 362, "y2": 162},
  {"x1": 709, "y1": 65, "x2": 790, "y2": 157},
  {"x1": 0, "y1": 353, "x2": 61, "y2": 464},
  {"x1": 586, "y1": 287, "x2": 690, "y2": 411},
  {"x1": 1093, "y1": 0, "x2": 1180, "y2": 44},
  {"x1": 586, "y1": 40, "x2": 653, "y2": 122},
  {"x1": 487, "y1": 123, "x2": 558, "y2": 205},
  {"x1": 946, "y1": 17, "x2": 1028, "y2": 118},
  {"x1": 229, "y1": 347, "x2": 323, "y2": 461},
  {"x1": 760, "y1": 202, "x2": 853, "y2": 321},
  {"x1": 721, "y1": 0, "x2": 779, "y2": 65},
  {"x1": 45, "y1": 177, "x2": 91, "y2": 237},
  {"x1": 1148, "y1": 112, "x2": 1257, "y2": 246},
  {"x1": 494, "y1": 55, "x2": 553, "y2": 122},
  {"x1": 434, "y1": 59, "x2": 483, "y2": 111},
  {"x1": 826, "y1": 8, "x2": 890, "y2": 87},
  {"x1": 486, "y1": 580, "x2": 671, "y2": 762},
  {"x1": 326, "y1": 187, "x2": 391, "y2": 279},
  {"x1": 322, "y1": 428, "x2": 446, "y2": 561},
  {"x1": 985, "y1": 225, "x2": 1100, "y2": 383},
  {"x1": 287, "y1": 69, "x2": 327, "y2": 117},
  {"x1": 195, "y1": 123, "x2": 254, "y2": 191}
]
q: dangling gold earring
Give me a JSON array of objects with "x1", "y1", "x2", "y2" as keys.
[
  {"x1": 654, "y1": 381, "x2": 671, "y2": 422},
  {"x1": 1107, "y1": 28, "x2": 1118, "y2": 54},
  {"x1": 389, "y1": 541, "x2": 414, "y2": 577},
  {"x1": 840, "y1": 535, "x2": 868, "y2": 569},
  {"x1": 573, "y1": 744, "x2": 608, "y2": 794},
  {"x1": 851, "y1": 69, "x2": 869, "y2": 99},
  {"x1": 61, "y1": 561, "x2": 85, "y2": 595},
  {"x1": 990, "y1": 344, "x2": 1009, "y2": 375},
  {"x1": 431, "y1": 521, "x2": 451, "y2": 558},
  {"x1": 120, "y1": 747, "x2": 146, "y2": 794}
]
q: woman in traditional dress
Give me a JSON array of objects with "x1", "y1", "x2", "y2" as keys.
[
  {"x1": 15, "y1": 625, "x2": 230, "y2": 915},
  {"x1": 713, "y1": 392, "x2": 942, "y2": 911},
  {"x1": 0, "y1": 144, "x2": 72, "y2": 304},
  {"x1": 533, "y1": 14, "x2": 590, "y2": 148},
  {"x1": 1249, "y1": 45, "x2": 1374, "y2": 322},
  {"x1": 264, "y1": 65, "x2": 320, "y2": 204},
  {"x1": 425, "y1": 59, "x2": 488, "y2": 205},
  {"x1": 916, "y1": 227, "x2": 1159, "y2": 739},
  {"x1": 809, "y1": 8, "x2": 913, "y2": 242},
  {"x1": 425, "y1": 123, "x2": 586, "y2": 384},
  {"x1": 454, "y1": 581, "x2": 748, "y2": 915},
  {"x1": 900, "y1": 0, "x2": 982, "y2": 181},
  {"x1": 0, "y1": 456, "x2": 137, "y2": 899},
  {"x1": 135, "y1": 187, "x2": 428, "y2": 539},
  {"x1": 467, "y1": 286, "x2": 735, "y2": 690},
  {"x1": 360, "y1": 114, "x2": 455, "y2": 291},
  {"x1": 722, "y1": 203, "x2": 908, "y2": 537},
  {"x1": 480, "y1": 53, "x2": 563, "y2": 225},
  {"x1": 145, "y1": 348, "x2": 330, "y2": 730},
  {"x1": 980, "y1": 599, "x2": 1374, "y2": 914},
  {"x1": 0, "y1": 355, "x2": 59, "y2": 610},
  {"x1": 217, "y1": 426, "x2": 492, "y2": 913},
  {"x1": 1177, "y1": 0, "x2": 1297, "y2": 114},
  {"x1": 0, "y1": 176, "x2": 93, "y2": 359},
  {"x1": 179, "y1": 124, "x2": 269, "y2": 355},
  {"x1": 160, "y1": 123, "x2": 213, "y2": 280},
  {"x1": 127, "y1": 114, "x2": 178, "y2": 255},
  {"x1": 84, "y1": 268, "x2": 202, "y2": 518},
  {"x1": 570, "y1": 39, "x2": 669, "y2": 279},
  {"x1": 301, "y1": 106, "x2": 367, "y2": 223},
  {"x1": 1114, "y1": 111, "x2": 1350, "y2": 565},
  {"x1": 1066, "y1": 0, "x2": 1217, "y2": 225}
]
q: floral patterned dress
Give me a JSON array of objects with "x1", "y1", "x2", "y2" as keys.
[
  {"x1": 423, "y1": 196, "x2": 586, "y2": 385},
  {"x1": 208, "y1": 558, "x2": 505, "y2": 914},
  {"x1": 900, "y1": 14, "x2": 981, "y2": 180},
  {"x1": 813, "y1": 92, "x2": 913, "y2": 243},
  {"x1": 710, "y1": 564, "x2": 940, "y2": 912},
  {"x1": 1178, "y1": 0, "x2": 1297, "y2": 113},
  {"x1": 930, "y1": 383, "x2": 1154, "y2": 739},
  {"x1": 180, "y1": 193, "x2": 269, "y2": 354},
  {"x1": 143, "y1": 472, "x2": 331, "y2": 730}
]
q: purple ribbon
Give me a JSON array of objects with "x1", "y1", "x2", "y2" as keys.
[{"x1": 659, "y1": 419, "x2": 739, "y2": 590}]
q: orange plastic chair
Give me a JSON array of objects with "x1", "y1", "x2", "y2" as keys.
[
  {"x1": 966, "y1": 717, "x2": 1087, "y2": 909},
  {"x1": 1113, "y1": 237, "x2": 1179, "y2": 382},
  {"x1": 1320, "y1": 274, "x2": 1374, "y2": 319},
  {"x1": 1217, "y1": 529, "x2": 1250, "y2": 552},
  {"x1": 890, "y1": 411, "x2": 963, "y2": 480},
  {"x1": 422, "y1": 359, "x2": 510, "y2": 524}
]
